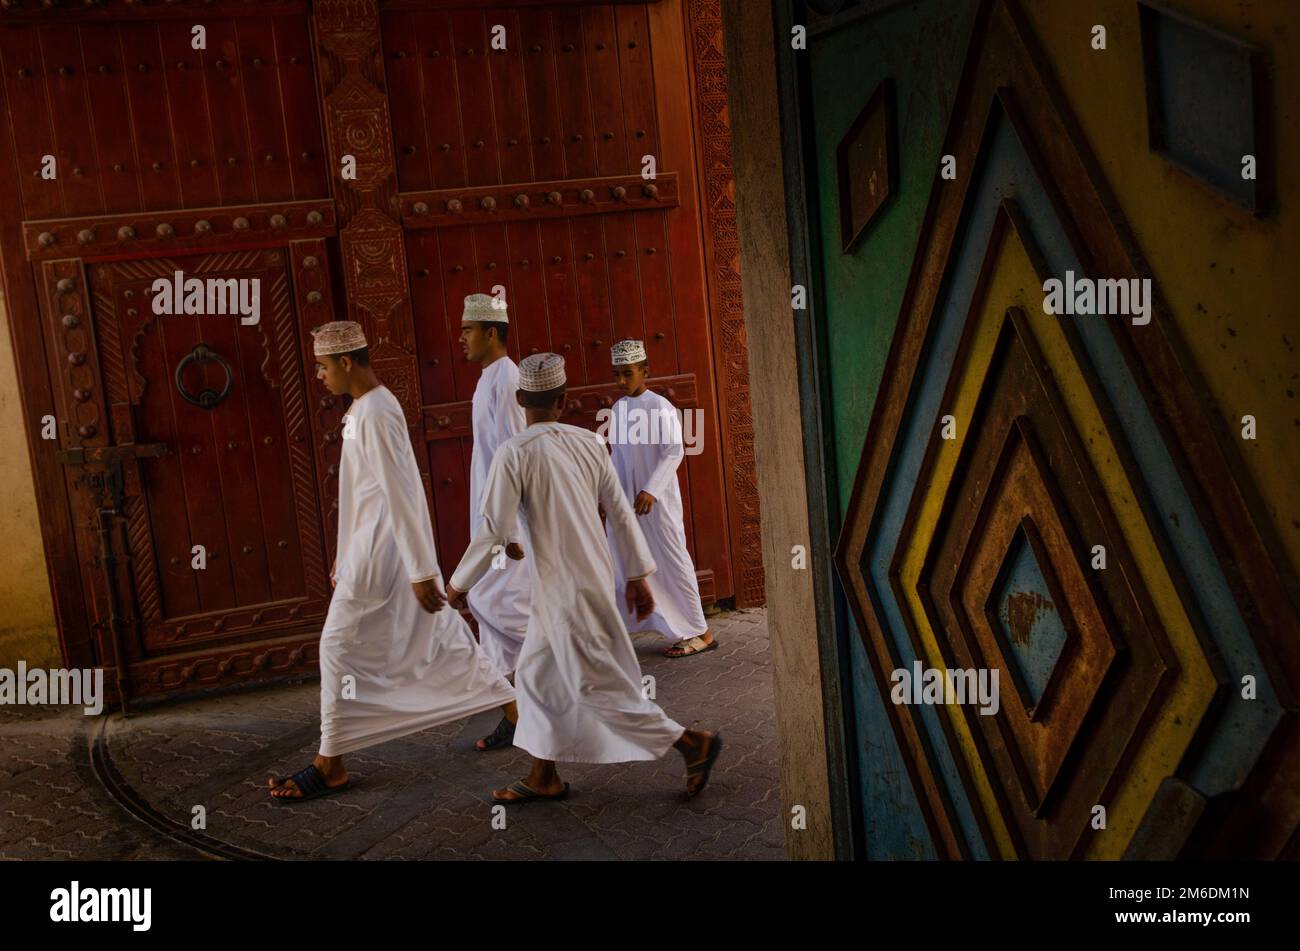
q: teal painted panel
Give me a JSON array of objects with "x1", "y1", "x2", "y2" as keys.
[
  {"x1": 809, "y1": 0, "x2": 979, "y2": 517},
  {"x1": 992, "y1": 526, "x2": 1069, "y2": 707},
  {"x1": 806, "y1": 0, "x2": 978, "y2": 860},
  {"x1": 847, "y1": 620, "x2": 937, "y2": 860}
]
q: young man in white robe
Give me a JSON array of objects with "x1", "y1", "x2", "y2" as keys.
[
  {"x1": 268, "y1": 321, "x2": 515, "y2": 801},
  {"x1": 446, "y1": 353, "x2": 723, "y2": 803},
  {"x1": 604, "y1": 339, "x2": 716, "y2": 658},
  {"x1": 459, "y1": 293, "x2": 533, "y2": 752}
]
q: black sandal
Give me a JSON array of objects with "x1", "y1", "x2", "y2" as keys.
[
  {"x1": 269, "y1": 764, "x2": 350, "y2": 803},
  {"x1": 475, "y1": 716, "x2": 516, "y2": 752},
  {"x1": 685, "y1": 733, "x2": 723, "y2": 799}
]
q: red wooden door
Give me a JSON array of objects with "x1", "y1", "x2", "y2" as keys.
[
  {"x1": 0, "y1": 10, "x2": 341, "y2": 700},
  {"x1": 85, "y1": 251, "x2": 332, "y2": 686},
  {"x1": 0, "y1": 0, "x2": 757, "y2": 704},
  {"x1": 381, "y1": 1, "x2": 734, "y2": 602}
]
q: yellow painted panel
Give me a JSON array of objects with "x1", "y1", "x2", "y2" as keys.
[
  {"x1": 898, "y1": 218, "x2": 1216, "y2": 858},
  {"x1": 1020, "y1": 0, "x2": 1300, "y2": 580}
]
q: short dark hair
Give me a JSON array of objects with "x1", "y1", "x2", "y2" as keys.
[
  {"x1": 337, "y1": 346, "x2": 370, "y2": 367},
  {"x1": 478, "y1": 321, "x2": 509, "y2": 344},
  {"x1": 519, "y1": 384, "x2": 565, "y2": 410}
]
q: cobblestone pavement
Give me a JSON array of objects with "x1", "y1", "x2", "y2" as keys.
[
  {"x1": 0, "y1": 608, "x2": 783, "y2": 861},
  {"x1": 0, "y1": 705, "x2": 194, "y2": 860}
]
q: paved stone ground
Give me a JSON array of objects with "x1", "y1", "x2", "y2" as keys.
[
  {"x1": 0, "y1": 608, "x2": 783, "y2": 861},
  {"x1": 0, "y1": 704, "x2": 193, "y2": 860}
]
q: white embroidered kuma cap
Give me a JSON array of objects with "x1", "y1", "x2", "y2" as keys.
[
  {"x1": 463, "y1": 292, "x2": 508, "y2": 324},
  {"x1": 311, "y1": 320, "x2": 368, "y2": 356},
  {"x1": 610, "y1": 339, "x2": 647, "y2": 365},
  {"x1": 519, "y1": 352, "x2": 566, "y2": 391}
]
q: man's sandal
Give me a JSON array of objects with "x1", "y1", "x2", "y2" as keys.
[
  {"x1": 475, "y1": 716, "x2": 516, "y2": 752},
  {"x1": 664, "y1": 635, "x2": 718, "y2": 659},
  {"x1": 685, "y1": 734, "x2": 723, "y2": 799},
  {"x1": 269, "y1": 764, "x2": 350, "y2": 803},
  {"x1": 492, "y1": 780, "x2": 570, "y2": 804}
]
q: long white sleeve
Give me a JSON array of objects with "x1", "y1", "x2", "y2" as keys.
[
  {"x1": 366, "y1": 410, "x2": 441, "y2": 583},
  {"x1": 493, "y1": 367, "x2": 526, "y2": 545},
  {"x1": 452, "y1": 441, "x2": 521, "y2": 592},
  {"x1": 642, "y1": 404, "x2": 684, "y2": 499},
  {"x1": 493, "y1": 365, "x2": 526, "y2": 447},
  {"x1": 599, "y1": 445, "x2": 656, "y2": 581}
]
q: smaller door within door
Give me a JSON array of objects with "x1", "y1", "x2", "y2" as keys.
[{"x1": 88, "y1": 248, "x2": 331, "y2": 673}]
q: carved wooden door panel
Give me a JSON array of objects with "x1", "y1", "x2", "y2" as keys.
[
  {"x1": 0, "y1": 8, "x2": 342, "y2": 700},
  {"x1": 83, "y1": 249, "x2": 334, "y2": 696},
  {"x1": 381, "y1": 1, "x2": 734, "y2": 602},
  {"x1": 811, "y1": 0, "x2": 1297, "y2": 859}
]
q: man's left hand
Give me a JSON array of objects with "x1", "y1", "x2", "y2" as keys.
[
  {"x1": 446, "y1": 583, "x2": 469, "y2": 611},
  {"x1": 412, "y1": 578, "x2": 447, "y2": 613},
  {"x1": 634, "y1": 491, "x2": 657, "y2": 516},
  {"x1": 626, "y1": 578, "x2": 655, "y2": 621}
]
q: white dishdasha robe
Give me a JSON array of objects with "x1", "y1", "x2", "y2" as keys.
[
  {"x1": 319, "y1": 386, "x2": 514, "y2": 757},
  {"x1": 451, "y1": 422, "x2": 684, "y2": 763},
  {"x1": 466, "y1": 356, "x2": 532, "y2": 676},
  {"x1": 604, "y1": 390, "x2": 708, "y2": 642}
]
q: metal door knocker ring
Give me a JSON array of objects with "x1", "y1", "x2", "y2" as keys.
[{"x1": 175, "y1": 343, "x2": 233, "y2": 409}]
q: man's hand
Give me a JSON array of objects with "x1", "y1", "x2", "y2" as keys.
[
  {"x1": 330, "y1": 558, "x2": 337, "y2": 590},
  {"x1": 634, "y1": 491, "x2": 657, "y2": 516},
  {"x1": 505, "y1": 542, "x2": 525, "y2": 561},
  {"x1": 412, "y1": 578, "x2": 447, "y2": 614},
  {"x1": 626, "y1": 577, "x2": 655, "y2": 621},
  {"x1": 445, "y1": 583, "x2": 469, "y2": 611}
]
